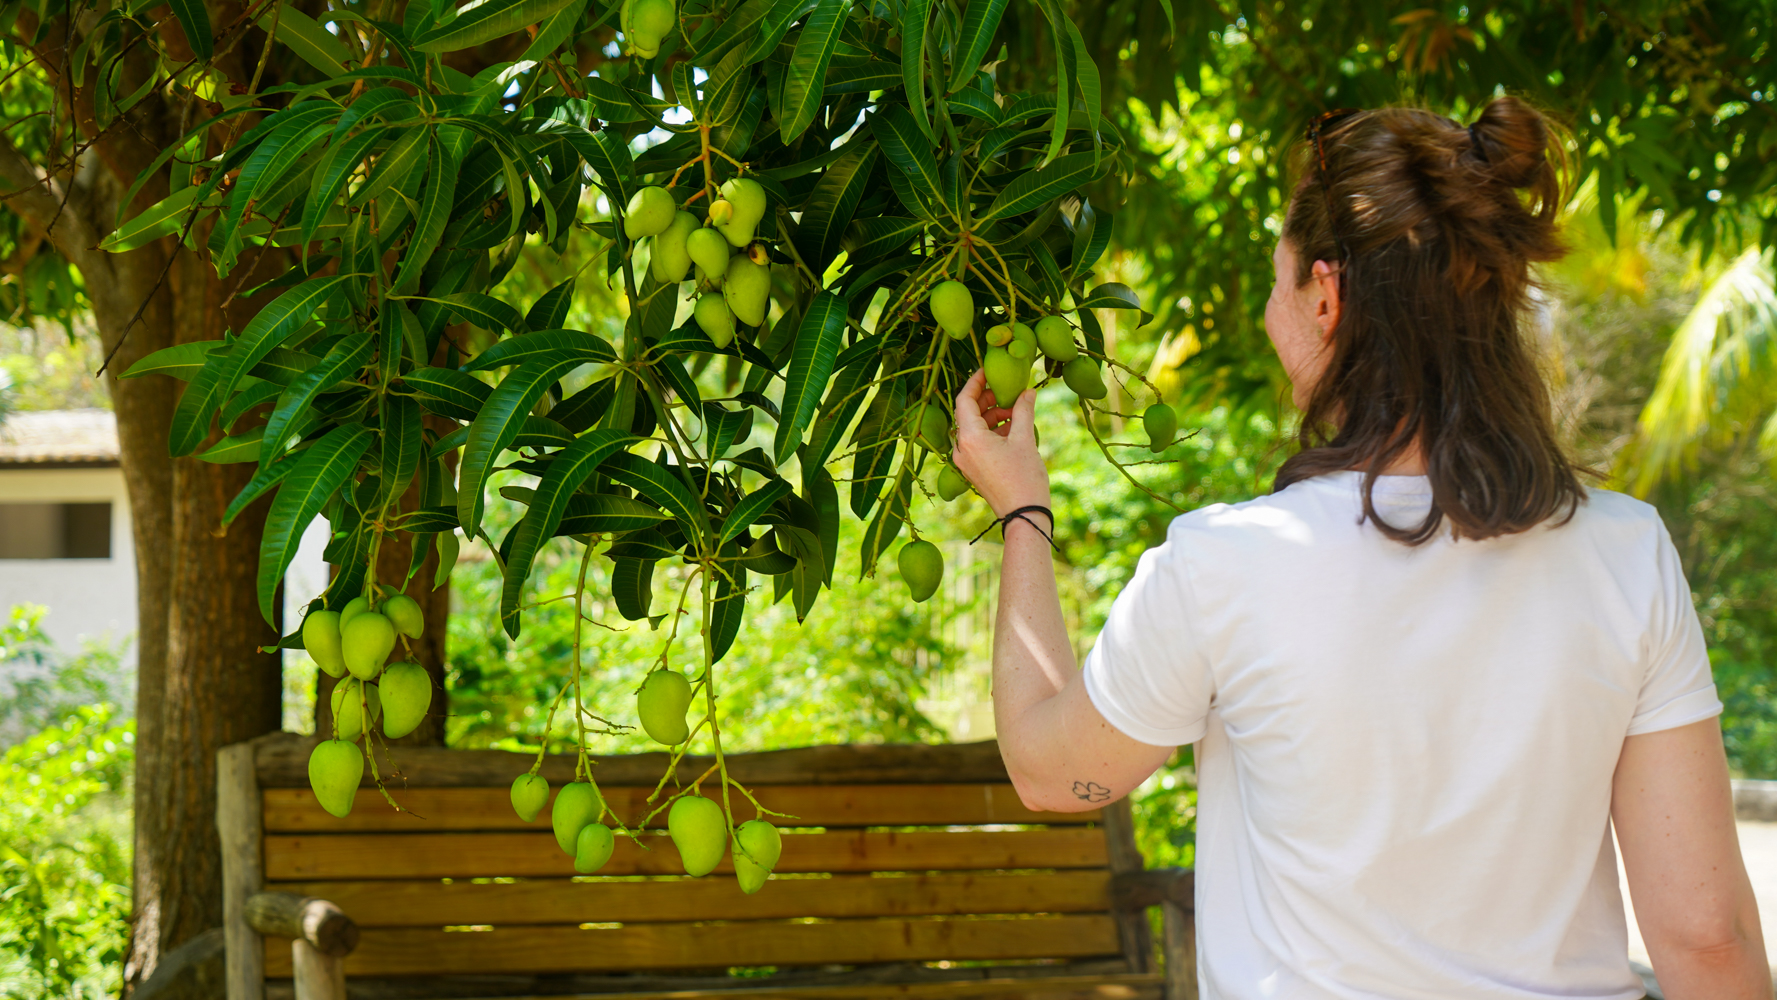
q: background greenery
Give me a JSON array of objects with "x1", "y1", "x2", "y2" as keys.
[{"x1": 4, "y1": 0, "x2": 1777, "y2": 991}]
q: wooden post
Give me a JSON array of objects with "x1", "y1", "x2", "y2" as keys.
[
  {"x1": 1161, "y1": 900, "x2": 1197, "y2": 1000},
  {"x1": 245, "y1": 892, "x2": 359, "y2": 957},
  {"x1": 290, "y1": 939, "x2": 346, "y2": 1000},
  {"x1": 1101, "y1": 798, "x2": 1154, "y2": 974},
  {"x1": 217, "y1": 741, "x2": 265, "y2": 1000}
]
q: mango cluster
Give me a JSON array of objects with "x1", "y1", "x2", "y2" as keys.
[
  {"x1": 302, "y1": 591, "x2": 432, "y2": 817},
  {"x1": 638, "y1": 177, "x2": 771, "y2": 349}
]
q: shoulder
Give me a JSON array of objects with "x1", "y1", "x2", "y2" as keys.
[
  {"x1": 1560, "y1": 486, "x2": 1673, "y2": 545},
  {"x1": 1163, "y1": 476, "x2": 1338, "y2": 548}
]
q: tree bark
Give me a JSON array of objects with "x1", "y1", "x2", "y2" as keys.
[{"x1": 0, "y1": 12, "x2": 288, "y2": 989}]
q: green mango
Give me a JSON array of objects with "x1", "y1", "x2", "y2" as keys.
[
  {"x1": 707, "y1": 199, "x2": 735, "y2": 226},
  {"x1": 329, "y1": 677, "x2": 382, "y2": 741},
  {"x1": 622, "y1": 0, "x2": 677, "y2": 56},
  {"x1": 341, "y1": 612, "x2": 395, "y2": 680},
  {"x1": 898, "y1": 540, "x2": 943, "y2": 603},
  {"x1": 936, "y1": 464, "x2": 970, "y2": 501},
  {"x1": 983, "y1": 346, "x2": 1030, "y2": 407},
  {"x1": 720, "y1": 177, "x2": 767, "y2": 226},
  {"x1": 649, "y1": 211, "x2": 699, "y2": 283},
  {"x1": 687, "y1": 227, "x2": 731, "y2": 284},
  {"x1": 1007, "y1": 337, "x2": 1035, "y2": 360},
  {"x1": 732, "y1": 819, "x2": 782, "y2": 895},
  {"x1": 302, "y1": 610, "x2": 347, "y2": 678},
  {"x1": 338, "y1": 595, "x2": 371, "y2": 629},
  {"x1": 928, "y1": 281, "x2": 972, "y2": 339},
  {"x1": 985, "y1": 324, "x2": 1013, "y2": 347},
  {"x1": 307, "y1": 739, "x2": 362, "y2": 818},
  {"x1": 551, "y1": 781, "x2": 604, "y2": 855},
  {"x1": 1010, "y1": 322, "x2": 1035, "y2": 350},
  {"x1": 623, "y1": 186, "x2": 676, "y2": 239},
  {"x1": 637, "y1": 669, "x2": 693, "y2": 745},
  {"x1": 695, "y1": 294, "x2": 736, "y2": 349},
  {"x1": 1143, "y1": 402, "x2": 1179, "y2": 451},
  {"x1": 669, "y1": 795, "x2": 728, "y2": 876},
  {"x1": 511, "y1": 773, "x2": 549, "y2": 823},
  {"x1": 1034, "y1": 316, "x2": 1078, "y2": 362},
  {"x1": 913, "y1": 403, "x2": 949, "y2": 452},
  {"x1": 724, "y1": 256, "x2": 770, "y2": 326},
  {"x1": 382, "y1": 593, "x2": 424, "y2": 638},
  {"x1": 379, "y1": 661, "x2": 431, "y2": 739},
  {"x1": 1062, "y1": 357, "x2": 1108, "y2": 400},
  {"x1": 575, "y1": 822, "x2": 616, "y2": 874}
]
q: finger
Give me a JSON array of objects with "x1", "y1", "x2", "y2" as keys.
[
  {"x1": 954, "y1": 369, "x2": 990, "y2": 433},
  {"x1": 981, "y1": 404, "x2": 1015, "y2": 425},
  {"x1": 1011, "y1": 388, "x2": 1038, "y2": 446}
]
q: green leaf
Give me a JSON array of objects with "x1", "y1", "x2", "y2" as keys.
[
  {"x1": 302, "y1": 126, "x2": 389, "y2": 250},
  {"x1": 719, "y1": 479, "x2": 793, "y2": 547},
  {"x1": 803, "y1": 351, "x2": 878, "y2": 470},
  {"x1": 600, "y1": 451, "x2": 707, "y2": 541},
  {"x1": 1076, "y1": 282, "x2": 1153, "y2": 326},
  {"x1": 412, "y1": 0, "x2": 579, "y2": 52},
  {"x1": 198, "y1": 426, "x2": 264, "y2": 464},
  {"x1": 260, "y1": 334, "x2": 373, "y2": 469},
  {"x1": 121, "y1": 340, "x2": 217, "y2": 381},
  {"x1": 460, "y1": 329, "x2": 616, "y2": 371},
  {"x1": 778, "y1": 0, "x2": 848, "y2": 144},
  {"x1": 519, "y1": 0, "x2": 591, "y2": 60},
  {"x1": 171, "y1": 0, "x2": 212, "y2": 60},
  {"x1": 708, "y1": 548, "x2": 746, "y2": 663},
  {"x1": 737, "y1": 0, "x2": 820, "y2": 64},
  {"x1": 257, "y1": 424, "x2": 374, "y2": 624},
  {"x1": 611, "y1": 557, "x2": 654, "y2": 620},
  {"x1": 773, "y1": 291, "x2": 846, "y2": 464},
  {"x1": 794, "y1": 139, "x2": 879, "y2": 270},
  {"x1": 258, "y1": 4, "x2": 352, "y2": 75},
  {"x1": 100, "y1": 187, "x2": 198, "y2": 252},
  {"x1": 945, "y1": 0, "x2": 1008, "y2": 94},
  {"x1": 805, "y1": 464, "x2": 839, "y2": 585},
  {"x1": 442, "y1": 292, "x2": 527, "y2": 334},
  {"x1": 223, "y1": 452, "x2": 296, "y2": 526},
  {"x1": 379, "y1": 396, "x2": 425, "y2": 507},
  {"x1": 979, "y1": 152, "x2": 1101, "y2": 223},
  {"x1": 404, "y1": 366, "x2": 492, "y2": 422},
  {"x1": 458, "y1": 357, "x2": 586, "y2": 537},
  {"x1": 842, "y1": 217, "x2": 923, "y2": 265},
  {"x1": 396, "y1": 133, "x2": 456, "y2": 293},
  {"x1": 1062, "y1": 16, "x2": 1101, "y2": 151},
  {"x1": 871, "y1": 105, "x2": 946, "y2": 214},
  {"x1": 354, "y1": 126, "x2": 429, "y2": 206},
  {"x1": 402, "y1": 506, "x2": 462, "y2": 531},
  {"x1": 555, "y1": 493, "x2": 671, "y2": 535},
  {"x1": 514, "y1": 415, "x2": 575, "y2": 449},
  {"x1": 899, "y1": 0, "x2": 935, "y2": 142},
  {"x1": 496, "y1": 428, "x2": 636, "y2": 635},
  {"x1": 526, "y1": 277, "x2": 577, "y2": 330}
]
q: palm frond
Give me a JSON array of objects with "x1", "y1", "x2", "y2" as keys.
[{"x1": 1621, "y1": 246, "x2": 1777, "y2": 496}]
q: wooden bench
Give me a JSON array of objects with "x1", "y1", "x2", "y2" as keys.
[{"x1": 218, "y1": 734, "x2": 1196, "y2": 1000}]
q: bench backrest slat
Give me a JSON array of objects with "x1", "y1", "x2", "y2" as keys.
[
  {"x1": 270, "y1": 870, "x2": 1116, "y2": 927},
  {"x1": 264, "y1": 914, "x2": 1125, "y2": 978}
]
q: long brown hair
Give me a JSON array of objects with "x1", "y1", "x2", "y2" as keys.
[{"x1": 1276, "y1": 96, "x2": 1584, "y2": 544}]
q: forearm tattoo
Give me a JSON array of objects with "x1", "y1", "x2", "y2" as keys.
[{"x1": 1072, "y1": 780, "x2": 1111, "y2": 803}]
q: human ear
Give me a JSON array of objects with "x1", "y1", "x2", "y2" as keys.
[{"x1": 1309, "y1": 259, "x2": 1342, "y2": 339}]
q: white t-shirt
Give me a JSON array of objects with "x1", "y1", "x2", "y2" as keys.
[{"x1": 1082, "y1": 471, "x2": 1722, "y2": 1000}]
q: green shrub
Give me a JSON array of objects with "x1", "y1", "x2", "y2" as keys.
[{"x1": 0, "y1": 704, "x2": 133, "y2": 999}]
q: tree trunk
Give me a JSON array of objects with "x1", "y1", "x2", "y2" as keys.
[{"x1": 0, "y1": 14, "x2": 288, "y2": 988}]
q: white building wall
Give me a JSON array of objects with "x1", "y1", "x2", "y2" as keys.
[
  {"x1": 0, "y1": 467, "x2": 329, "y2": 666},
  {"x1": 0, "y1": 467, "x2": 136, "y2": 660}
]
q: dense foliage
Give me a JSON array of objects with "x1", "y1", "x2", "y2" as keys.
[{"x1": 0, "y1": 704, "x2": 133, "y2": 999}]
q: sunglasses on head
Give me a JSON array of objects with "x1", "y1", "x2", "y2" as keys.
[{"x1": 1306, "y1": 108, "x2": 1361, "y2": 290}]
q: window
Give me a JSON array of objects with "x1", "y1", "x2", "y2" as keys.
[{"x1": 0, "y1": 502, "x2": 113, "y2": 558}]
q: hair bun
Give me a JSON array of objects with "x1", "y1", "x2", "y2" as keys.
[{"x1": 1469, "y1": 96, "x2": 1558, "y2": 192}]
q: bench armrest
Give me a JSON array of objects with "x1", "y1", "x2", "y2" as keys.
[
  {"x1": 1110, "y1": 868, "x2": 1194, "y2": 914},
  {"x1": 245, "y1": 892, "x2": 360, "y2": 958}
]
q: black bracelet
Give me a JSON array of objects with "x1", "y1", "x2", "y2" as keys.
[{"x1": 970, "y1": 504, "x2": 1059, "y2": 551}]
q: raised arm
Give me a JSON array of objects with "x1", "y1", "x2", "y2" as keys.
[
  {"x1": 1613, "y1": 717, "x2": 1772, "y2": 999},
  {"x1": 951, "y1": 372, "x2": 1172, "y2": 813}
]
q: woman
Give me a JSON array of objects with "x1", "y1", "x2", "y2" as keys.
[{"x1": 951, "y1": 97, "x2": 1770, "y2": 999}]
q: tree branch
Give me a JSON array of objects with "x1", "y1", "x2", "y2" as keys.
[{"x1": 0, "y1": 133, "x2": 115, "y2": 289}]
